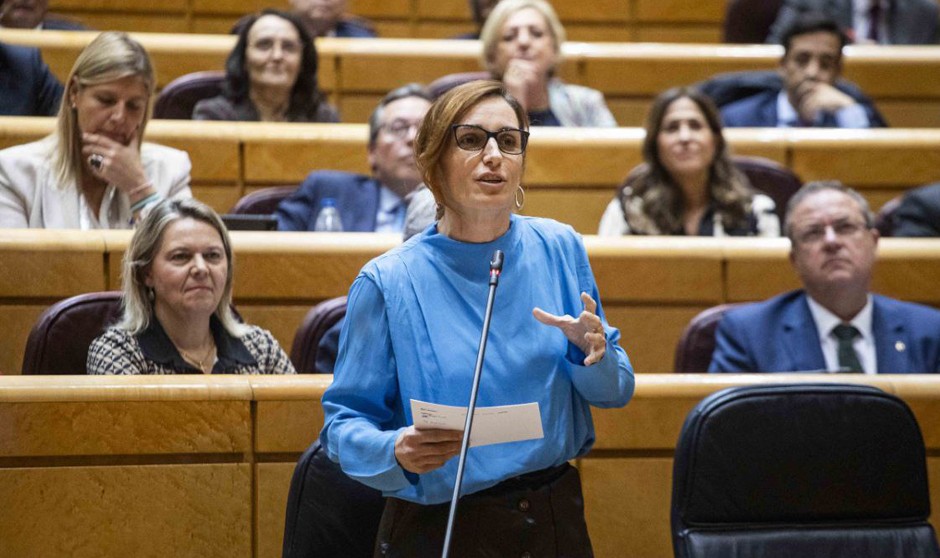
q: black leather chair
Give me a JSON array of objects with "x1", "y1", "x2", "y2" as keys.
[
  {"x1": 673, "y1": 303, "x2": 742, "y2": 373},
  {"x1": 282, "y1": 440, "x2": 385, "y2": 558},
  {"x1": 875, "y1": 195, "x2": 902, "y2": 237},
  {"x1": 290, "y1": 296, "x2": 348, "y2": 373},
  {"x1": 153, "y1": 70, "x2": 225, "y2": 120},
  {"x1": 22, "y1": 291, "x2": 123, "y2": 375},
  {"x1": 428, "y1": 71, "x2": 490, "y2": 99},
  {"x1": 672, "y1": 383, "x2": 940, "y2": 558}
]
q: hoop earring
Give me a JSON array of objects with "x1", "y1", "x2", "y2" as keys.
[{"x1": 514, "y1": 186, "x2": 525, "y2": 211}]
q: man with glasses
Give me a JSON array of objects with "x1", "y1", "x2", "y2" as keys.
[
  {"x1": 721, "y1": 13, "x2": 885, "y2": 128},
  {"x1": 710, "y1": 181, "x2": 940, "y2": 373},
  {"x1": 276, "y1": 83, "x2": 433, "y2": 232}
]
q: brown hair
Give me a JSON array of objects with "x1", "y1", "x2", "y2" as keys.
[
  {"x1": 414, "y1": 79, "x2": 528, "y2": 217},
  {"x1": 621, "y1": 86, "x2": 755, "y2": 235}
]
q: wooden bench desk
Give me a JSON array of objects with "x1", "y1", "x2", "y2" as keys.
[
  {"x1": 4, "y1": 29, "x2": 940, "y2": 126},
  {"x1": 1, "y1": 373, "x2": 938, "y2": 557}
]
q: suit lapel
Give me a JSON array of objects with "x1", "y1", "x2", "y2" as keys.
[
  {"x1": 872, "y1": 296, "x2": 910, "y2": 374},
  {"x1": 781, "y1": 293, "x2": 827, "y2": 372}
]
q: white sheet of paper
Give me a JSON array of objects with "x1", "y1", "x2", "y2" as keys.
[{"x1": 410, "y1": 399, "x2": 544, "y2": 448}]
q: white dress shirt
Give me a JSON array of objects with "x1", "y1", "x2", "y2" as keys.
[
  {"x1": 806, "y1": 294, "x2": 877, "y2": 374},
  {"x1": 373, "y1": 185, "x2": 406, "y2": 233}
]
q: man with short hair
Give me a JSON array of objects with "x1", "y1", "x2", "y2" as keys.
[
  {"x1": 288, "y1": 0, "x2": 376, "y2": 38},
  {"x1": 766, "y1": 0, "x2": 939, "y2": 45},
  {"x1": 0, "y1": 0, "x2": 87, "y2": 30},
  {"x1": 721, "y1": 13, "x2": 885, "y2": 128},
  {"x1": 710, "y1": 181, "x2": 940, "y2": 374},
  {"x1": 275, "y1": 83, "x2": 432, "y2": 232}
]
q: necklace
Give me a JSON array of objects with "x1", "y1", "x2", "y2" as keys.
[{"x1": 178, "y1": 338, "x2": 217, "y2": 374}]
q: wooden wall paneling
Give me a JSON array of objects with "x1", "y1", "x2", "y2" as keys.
[
  {"x1": 0, "y1": 230, "x2": 106, "y2": 297},
  {"x1": 334, "y1": 39, "x2": 482, "y2": 94},
  {"x1": 0, "y1": 306, "x2": 48, "y2": 375},
  {"x1": 256, "y1": 462, "x2": 297, "y2": 558},
  {"x1": 631, "y1": 25, "x2": 724, "y2": 43},
  {"x1": 605, "y1": 306, "x2": 710, "y2": 374},
  {"x1": 241, "y1": 124, "x2": 371, "y2": 183},
  {"x1": 579, "y1": 44, "x2": 779, "y2": 95},
  {"x1": 871, "y1": 240, "x2": 940, "y2": 305},
  {"x1": 876, "y1": 102, "x2": 940, "y2": 129},
  {"x1": 721, "y1": 238, "x2": 799, "y2": 302},
  {"x1": 587, "y1": 237, "x2": 724, "y2": 303},
  {"x1": 579, "y1": 457, "x2": 674, "y2": 558},
  {"x1": 789, "y1": 131, "x2": 940, "y2": 189},
  {"x1": 0, "y1": 464, "x2": 253, "y2": 558},
  {"x1": 349, "y1": 0, "x2": 412, "y2": 18},
  {"x1": 233, "y1": 305, "x2": 314, "y2": 358},
  {"x1": 634, "y1": 0, "x2": 725, "y2": 22},
  {"x1": 522, "y1": 189, "x2": 619, "y2": 236},
  {"x1": 54, "y1": 12, "x2": 191, "y2": 33},
  {"x1": 228, "y1": 232, "x2": 399, "y2": 300}
]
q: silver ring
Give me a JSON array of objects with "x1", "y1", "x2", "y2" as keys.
[{"x1": 88, "y1": 154, "x2": 104, "y2": 170}]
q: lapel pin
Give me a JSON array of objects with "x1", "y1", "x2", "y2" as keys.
[{"x1": 895, "y1": 341, "x2": 906, "y2": 352}]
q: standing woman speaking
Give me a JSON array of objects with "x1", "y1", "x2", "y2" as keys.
[{"x1": 320, "y1": 80, "x2": 634, "y2": 557}]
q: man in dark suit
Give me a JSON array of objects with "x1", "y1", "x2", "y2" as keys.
[
  {"x1": 0, "y1": 0, "x2": 87, "y2": 30},
  {"x1": 0, "y1": 40, "x2": 63, "y2": 116},
  {"x1": 288, "y1": 0, "x2": 376, "y2": 38},
  {"x1": 710, "y1": 181, "x2": 940, "y2": 374},
  {"x1": 892, "y1": 183, "x2": 940, "y2": 237},
  {"x1": 767, "y1": 0, "x2": 939, "y2": 45},
  {"x1": 275, "y1": 83, "x2": 433, "y2": 232},
  {"x1": 721, "y1": 13, "x2": 884, "y2": 128}
]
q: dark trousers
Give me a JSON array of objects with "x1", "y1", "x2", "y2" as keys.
[{"x1": 375, "y1": 463, "x2": 594, "y2": 558}]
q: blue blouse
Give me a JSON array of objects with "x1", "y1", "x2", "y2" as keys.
[{"x1": 320, "y1": 214, "x2": 635, "y2": 504}]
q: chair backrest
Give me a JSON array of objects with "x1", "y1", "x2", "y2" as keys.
[
  {"x1": 22, "y1": 291, "x2": 123, "y2": 375},
  {"x1": 731, "y1": 155, "x2": 802, "y2": 224},
  {"x1": 723, "y1": 0, "x2": 784, "y2": 43},
  {"x1": 428, "y1": 71, "x2": 491, "y2": 99},
  {"x1": 282, "y1": 440, "x2": 385, "y2": 558},
  {"x1": 673, "y1": 303, "x2": 742, "y2": 373},
  {"x1": 672, "y1": 383, "x2": 939, "y2": 558},
  {"x1": 290, "y1": 296, "x2": 348, "y2": 373},
  {"x1": 153, "y1": 70, "x2": 225, "y2": 120},
  {"x1": 875, "y1": 195, "x2": 903, "y2": 237},
  {"x1": 229, "y1": 185, "x2": 298, "y2": 215}
]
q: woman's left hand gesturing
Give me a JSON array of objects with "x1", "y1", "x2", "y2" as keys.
[{"x1": 533, "y1": 292, "x2": 607, "y2": 366}]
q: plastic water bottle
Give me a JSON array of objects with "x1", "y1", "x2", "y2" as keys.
[{"x1": 314, "y1": 198, "x2": 344, "y2": 232}]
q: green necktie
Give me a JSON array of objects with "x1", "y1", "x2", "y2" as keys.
[{"x1": 832, "y1": 324, "x2": 863, "y2": 373}]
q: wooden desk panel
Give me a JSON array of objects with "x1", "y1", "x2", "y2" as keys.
[
  {"x1": 4, "y1": 374, "x2": 939, "y2": 558},
  {"x1": 0, "y1": 464, "x2": 253, "y2": 558}
]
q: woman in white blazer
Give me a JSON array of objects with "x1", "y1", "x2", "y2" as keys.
[{"x1": 0, "y1": 32, "x2": 191, "y2": 229}]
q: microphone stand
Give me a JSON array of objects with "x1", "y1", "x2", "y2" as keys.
[{"x1": 441, "y1": 249, "x2": 504, "y2": 558}]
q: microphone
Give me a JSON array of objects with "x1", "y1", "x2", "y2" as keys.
[
  {"x1": 442, "y1": 249, "x2": 504, "y2": 558},
  {"x1": 489, "y1": 250, "x2": 504, "y2": 286}
]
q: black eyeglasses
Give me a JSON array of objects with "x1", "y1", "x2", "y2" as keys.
[{"x1": 451, "y1": 124, "x2": 529, "y2": 155}]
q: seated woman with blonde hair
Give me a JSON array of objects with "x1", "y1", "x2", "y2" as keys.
[
  {"x1": 88, "y1": 198, "x2": 295, "y2": 375},
  {"x1": 0, "y1": 31, "x2": 191, "y2": 229},
  {"x1": 479, "y1": 0, "x2": 616, "y2": 127},
  {"x1": 598, "y1": 87, "x2": 780, "y2": 236}
]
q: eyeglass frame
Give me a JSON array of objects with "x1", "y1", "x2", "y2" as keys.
[
  {"x1": 450, "y1": 124, "x2": 530, "y2": 155},
  {"x1": 380, "y1": 119, "x2": 423, "y2": 140},
  {"x1": 792, "y1": 218, "x2": 871, "y2": 245}
]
